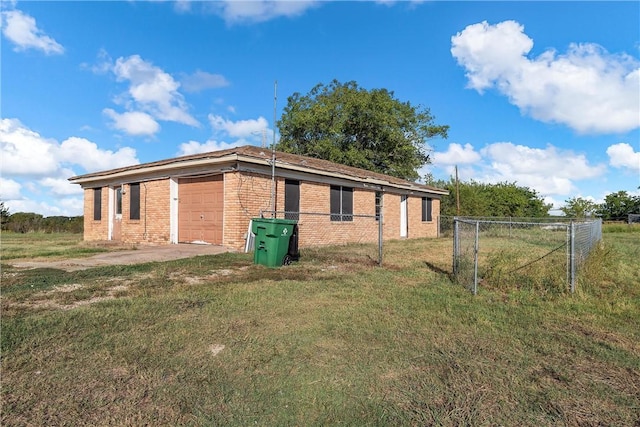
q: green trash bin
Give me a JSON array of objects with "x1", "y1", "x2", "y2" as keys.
[{"x1": 251, "y1": 218, "x2": 299, "y2": 267}]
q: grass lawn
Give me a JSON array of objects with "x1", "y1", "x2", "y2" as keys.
[
  {"x1": 1, "y1": 232, "x2": 108, "y2": 260},
  {"x1": 1, "y1": 230, "x2": 639, "y2": 426}
]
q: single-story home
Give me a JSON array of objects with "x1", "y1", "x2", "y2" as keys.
[{"x1": 69, "y1": 145, "x2": 448, "y2": 251}]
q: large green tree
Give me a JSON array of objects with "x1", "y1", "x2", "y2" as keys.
[{"x1": 276, "y1": 80, "x2": 449, "y2": 181}]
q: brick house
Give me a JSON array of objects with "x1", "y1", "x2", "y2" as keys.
[{"x1": 69, "y1": 145, "x2": 448, "y2": 251}]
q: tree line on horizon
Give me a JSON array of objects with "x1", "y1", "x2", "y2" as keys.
[{"x1": 1, "y1": 203, "x2": 83, "y2": 234}]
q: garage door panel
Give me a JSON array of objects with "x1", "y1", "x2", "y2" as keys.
[{"x1": 178, "y1": 175, "x2": 223, "y2": 244}]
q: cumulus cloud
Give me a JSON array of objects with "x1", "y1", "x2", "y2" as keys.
[
  {"x1": 92, "y1": 53, "x2": 199, "y2": 135},
  {"x1": 451, "y1": 20, "x2": 640, "y2": 134},
  {"x1": 1, "y1": 9, "x2": 64, "y2": 54},
  {"x1": 426, "y1": 139, "x2": 606, "y2": 197},
  {"x1": 203, "y1": 0, "x2": 320, "y2": 24},
  {"x1": 1, "y1": 118, "x2": 59, "y2": 175},
  {"x1": 103, "y1": 109, "x2": 160, "y2": 136},
  {"x1": 5, "y1": 198, "x2": 82, "y2": 217},
  {"x1": 0, "y1": 118, "x2": 139, "y2": 215},
  {"x1": 180, "y1": 70, "x2": 230, "y2": 93},
  {"x1": 1, "y1": 119, "x2": 139, "y2": 176},
  {"x1": 0, "y1": 177, "x2": 22, "y2": 200},
  {"x1": 39, "y1": 170, "x2": 84, "y2": 196},
  {"x1": 478, "y1": 142, "x2": 606, "y2": 195},
  {"x1": 607, "y1": 142, "x2": 640, "y2": 173},
  {"x1": 57, "y1": 137, "x2": 139, "y2": 172},
  {"x1": 177, "y1": 139, "x2": 247, "y2": 156},
  {"x1": 209, "y1": 114, "x2": 269, "y2": 138},
  {"x1": 432, "y1": 143, "x2": 481, "y2": 165},
  {"x1": 111, "y1": 55, "x2": 198, "y2": 126}
]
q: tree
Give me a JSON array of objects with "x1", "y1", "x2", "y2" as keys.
[
  {"x1": 597, "y1": 191, "x2": 640, "y2": 220},
  {"x1": 0, "y1": 201, "x2": 9, "y2": 229},
  {"x1": 561, "y1": 197, "x2": 597, "y2": 218},
  {"x1": 5, "y1": 212, "x2": 43, "y2": 233},
  {"x1": 439, "y1": 180, "x2": 551, "y2": 218},
  {"x1": 277, "y1": 80, "x2": 449, "y2": 181}
]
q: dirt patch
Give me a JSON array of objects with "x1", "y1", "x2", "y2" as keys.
[
  {"x1": 11, "y1": 283, "x2": 131, "y2": 311},
  {"x1": 9, "y1": 244, "x2": 236, "y2": 272}
]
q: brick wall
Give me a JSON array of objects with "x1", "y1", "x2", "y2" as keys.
[
  {"x1": 81, "y1": 170, "x2": 441, "y2": 250},
  {"x1": 81, "y1": 180, "x2": 171, "y2": 244},
  {"x1": 223, "y1": 171, "x2": 273, "y2": 249},
  {"x1": 120, "y1": 180, "x2": 171, "y2": 244},
  {"x1": 83, "y1": 187, "x2": 108, "y2": 241},
  {"x1": 291, "y1": 181, "x2": 379, "y2": 247},
  {"x1": 407, "y1": 195, "x2": 440, "y2": 239}
]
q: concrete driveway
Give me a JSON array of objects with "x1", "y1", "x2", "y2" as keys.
[{"x1": 10, "y1": 244, "x2": 236, "y2": 271}]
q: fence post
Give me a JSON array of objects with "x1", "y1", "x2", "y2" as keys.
[
  {"x1": 453, "y1": 218, "x2": 459, "y2": 275},
  {"x1": 570, "y1": 220, "x2": 576, "y2": 293},
  {"x1": 473, "y1": 220, "x2": 479, "y2": 295}
]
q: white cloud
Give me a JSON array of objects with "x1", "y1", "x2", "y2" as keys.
[
  {"x1": 478, "y1": 142, "x2": 605, "y2": 195},
  {"x1": 180, "y1": 70, "x2": 230, "y2": 93},
  {"x1": 110, "y1": 54, "x2": 199, "y2": 126},
  {"x1": 1, "y1": 9, "x2": 64, "y2": 55},
  {"x1": 57, "y1": 137, "x2": 139, "y2": 172},
  {"x1": 39, "y1": 173, "x2": 84, "y2": 196},
  {"x1": 425, "y1": 139, "x2": 607, "y2": 197},
  {"x1": 432, "y1": 143, "x2": 481, "y2": 165},
  {"x1": 451, "y1": 20, "x2": 640, "y2": 134},
  {"x1": 177, "y1": 139, "x2": 247, "y2": 156},
  {"x1": 103, "y1": 109, "x2": 160, "y2": 136},
  {"x1": 209, "y1": 114, "x2": 269, "y2": 138},
  {"x1": 0, "y1": 177, "x2": 22, "y2": 200},
  {"x1": 0, "y1": 119, "x2": 139, "y2": 216},
  {"x1": 0, "y1": 118, "x2": 59, "y2": 176},
  {"x1": 3, "y1": 198, "x2": 80, "y2": 217},
  {"x1": 607, "y1": 143, "x2": 640, "y2": 173},
  {"x1": 204, "y1": 0, "x2": 319, "y2": 24}
]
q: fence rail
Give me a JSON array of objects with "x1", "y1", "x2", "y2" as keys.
[{"x1": 452, "y1": 217, "x2": 602, "y2": 294}]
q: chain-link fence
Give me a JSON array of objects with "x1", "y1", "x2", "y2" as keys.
[
  {"x1": 255, "y1": 210, "x2": 383, "y2": 265},
  {"x1": 452, "y1": 217, "x2": 602, "y2": 294}
]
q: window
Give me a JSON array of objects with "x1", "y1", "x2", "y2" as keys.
[
  {"x1": 130, "y1": 183, "x2": 140, "y2": 220},
  {"x1": 93, "y1": 188, "x2": 102, "y2": 221},
  {"x1": 115, "y1": 186, "x2": 122, "y2": 216},
  {"x1": 422, "y1": 197, "x2": 433, "y2": 222},
  {"x1": 330, "y1": 185, "x2": 353, "y2": 221},
  {"x1": 375, "y1": 191, "x2": 382, "y2": 221},
  {"x1": 284, "y1": 179, "x2": 300, "y2": 220}
]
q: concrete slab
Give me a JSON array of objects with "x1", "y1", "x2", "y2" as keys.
[{"x1": 9, "y1": 244, "x2": 236, "y2": 271}]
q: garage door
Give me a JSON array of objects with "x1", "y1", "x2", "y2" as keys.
[{"x1": 178, "y1": 175, "x2": 223, "y2": 244}]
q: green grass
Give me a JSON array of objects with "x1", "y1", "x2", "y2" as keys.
[
  {"x1": 1, "y1": 232, "x2": 108, "y2": 260},
  {"x1": 1, "y1": 234, "x2": 639, "y2": 426}
]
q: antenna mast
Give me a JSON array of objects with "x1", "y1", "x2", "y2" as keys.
[{"x1": 270, "y1": 81, "x2": 277, "y2": 217}]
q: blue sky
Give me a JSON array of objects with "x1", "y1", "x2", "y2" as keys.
[{"x1": 1, "y1": 0, "x2": 639, "y2": 217}]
